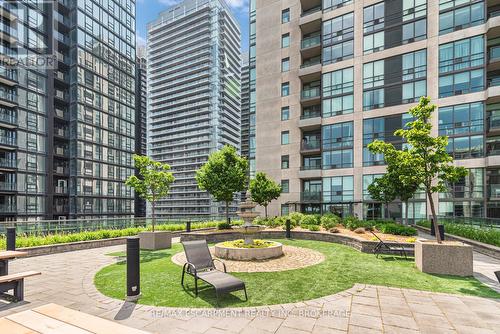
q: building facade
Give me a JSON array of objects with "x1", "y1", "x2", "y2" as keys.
[
  {"x1": 0, "y1": 0, "x2": 136, "y2": 221},
  {"x1": 254, "y1": 0, "x2": 500, "y2": 220},
  {"x1": 134, "y1": 49, "x2": 147, "y2": 217},
  {"x1": 147, "y1": 0, "x2": 241, "y2": 219}
]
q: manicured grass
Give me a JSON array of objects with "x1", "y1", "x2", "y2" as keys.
[{"x1": 94, "y1": 239, "x2": 500, "y2": 308}]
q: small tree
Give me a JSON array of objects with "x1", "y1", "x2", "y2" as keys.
[
  {"x1": 249, "y1": 172, "x2": 282, "y2": 218},
  {"x1": 125, "y1": 155, "x2": 175, "y2": 232},
  {"x1": 369, "y1": 97, "x2": 467, "y2": 243},
  {"x1": 196, "y1": 145, "x2": 248, "y2": 223}
]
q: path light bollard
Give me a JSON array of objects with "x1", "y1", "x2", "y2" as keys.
[
  {"x1": 430, "y1": 218, "x2": 435, "y2": 236},
  {"x1": 126, "y1": 236, "x2": 141, "y2": 301},
  {"x1": 186, "y1": 220, "x2": 191, "y2": 233},
  {"x1": 285, "y1": 219, "x2": 291, "y2": 239},
  {"x1": 6, "y1": 226, "x2": 16, "y2": 251},
  {"x1": 438, "y1": 224, "x2": 445, "y2": 241}
]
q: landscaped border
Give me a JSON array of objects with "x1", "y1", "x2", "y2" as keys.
[{"x1": 180, "y1": 229, "x2": 415, "y2": 256}]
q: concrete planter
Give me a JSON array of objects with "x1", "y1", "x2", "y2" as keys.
[
  {"x1": 139, "y1": 231, "x2": 172, "y2": 250},
  {"x1": 415, "y1": 240, "x2": 473, "y2": 276},
  {"x1": 214, "y1": 241, "x2": 284, "y2": 260}
]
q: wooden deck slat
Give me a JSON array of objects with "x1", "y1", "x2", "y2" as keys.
[
  {"x1": 32, "y1": 303, "x2": 150, "y2": 334},
  {"x1": 0, "y1": 251, "x2": 28, "y2": 260},
  {"x1": 0, "y1": 318, "x2": 40, "y2": 334},
  {"x1": 0, "y1": 271, "x2": 41, "y2": 284},
  {"x1": 6, "y1": 310, "x2": 93, "y2": 334}
]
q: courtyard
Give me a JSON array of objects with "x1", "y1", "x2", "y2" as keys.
[{"x1": 0, "y1": 234, "x2": 499, "y2": 334}]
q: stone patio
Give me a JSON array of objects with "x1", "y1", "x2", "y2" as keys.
[{"x1": 0, "y1": 243, "x2": 499, "y2": 333}]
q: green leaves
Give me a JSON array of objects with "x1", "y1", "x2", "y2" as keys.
[
  {"x1": 125, "y1": 155, "x2": 175, "y2": 203},
  {"x1": 195, "y1": 145, "x2": 249, "y2": 203},
  {"x1": 249, "y1": 172, "x2": 281, "y2": 217}
]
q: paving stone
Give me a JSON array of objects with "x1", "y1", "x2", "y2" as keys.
[
  {"x1": 311, "y1": 325, "x2": 346, "y2": 334},
  {"x1": 315, "y1": 315, "x2": 349, "y2": 331},
  {"x1": 382, "y1": 313, "x2": 419, "y2": 330},
  {"x1": 352, "y1": 295, "x2": 379, "y2": 307},
  {"x1": 247, "y1": 316, "x2": 283, "y2": 332},
  {"x1": 348, "y1": 313, "x2": 383, "y2": 331},
  {"x1": 347, "y1": 325, "x2": 382, "y2": 333},
  {"x1": 350, "y1": 303, "x2": 380, "y2": 317},
  {"x1": 275, "y1": 326, "x2": 311, "y2": 334},
  {"x1": 384, "y1": 325, "x2": 421, "y2": 334},
  {"x1": 454, "y1": 325, "x2": 497, "y2": 334},
  {"x1": 413, "y1": 312, "x2": 454, "y2": 329},
  {"x1": 213, "y1": 317, "x2": 252, "y2": 332},
  {"x1": 407, "y1": 302, "x2": 443, "y2": 316}
]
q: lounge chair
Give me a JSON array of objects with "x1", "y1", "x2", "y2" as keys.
[
  {"x1": 181, "y1": 240, "x2": 247, "y2": 303},
  {"x1": 495, "y1": 270, "x2": 500, "y2": 283},
  {"x1": 370, "y1": 230, "x2": 412, "y2": 259}
]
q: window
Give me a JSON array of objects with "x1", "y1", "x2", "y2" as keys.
[
  {"x1": 439, "y1": 102, "x2": 484, "y2": 159},
  {"x1": 282, "y1": 8, "x2": 290, "y2": 23},
  {"x1": 439, "y1": 168, "x2": 484, "y2": 217},
  {"x1": 439, "y1": 0, "x2": 485, "y2": 35},
  {"x1": 281, "y1": 33, "x2": 290, "y2": 48},
  {"x1": 281, "y1": 204, "x2": 289, "y2": 216},
  {"x1": 281, "y1": 106, "x2": 290, "y2": 120},
  {"x1": 281, "y1": 82, "x2": 290, "y2": 96},
  {"x1": 281, "y1": 180, "x2": 289, "y2": 193},
  {"x1": 322, "y1": 67, "x2": 354, "y2": 117},
  {"x1": 363, "y1": 50, "x2": 427, "y2": 110},
  {"x1": 363, "y1": 174, "x2": 384, "y2": 200},
  {"x1": 281, "y1": 131, "x2": 289, "y2": 145},
  {"x1": 323, "y1": 0, "x2": 353, "y2": 12},
  {"x1": 363, "y1": 114, "x2": 413, "y2": 166},
  {"x1": 281, "y1": 155, "x2": 289, "y2": 169},
  {"x1": 363, "y1": 1, "x2": 426, "y2": 54},
  {"x1": 281, "y1": 57, "x2": 290, "y2": 72},
  {"x1": 322, "y1": 176, "x2": 354, "y2": 202},
  {"x1": 322, "y1": 12, "x2": 354, "y2": 64},
  {"x1": 439, "y1": 36, "x2": 485, "y2": 97},
  {"x1": 322, "y1": 122, "x2": 353, "y2": 169}
]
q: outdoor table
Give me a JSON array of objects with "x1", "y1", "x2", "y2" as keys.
[{"x1": 0, "y1": 250, "x2": 27, "y2": 276}]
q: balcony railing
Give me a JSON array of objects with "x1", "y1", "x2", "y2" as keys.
[
  {"x1": 0, "y1": 135, "x2": 16, "y2": 146},
  {"x1": 0, "y1": 158, "x2": 16, "y2": 168},
  {"x1": 0, "y1": 182, "x2": 16, "y2": 191},
  {"x1": 54, "y1": 166, "x2": 68, "y2": 174},
  {"x1": 54, "y1": 186, "x2": 68, "y2": 194},
  {"x1": 301, "y1": 107, "x2": 321, "y2": 119},
  {"x1": 0, "y1": 66, "x2": 17, "y2": 82},
  {"x1": 301, "y1": 139, "x2": 321, "y2": 151},
  {"x1": 301, "y1": 87, "x2": 321, "y2": 100},
  {"x1": 301, "y1": 35, "x2": 321, "y2": 49},
  {"x1": 301, "y1": 6, "x2": 322, "y2": 17},
  {"x1": 301, "y1": 191, "x2": 322, "y2": 202},
  {"x1": 0, "y1": 90, "x2": 17, "y2": 103},
  {"x1": 300, "y1": 57, "x2": 321, "y2": 69},
  {"x1": 300, "y1": 164, "x2": 321, "y2": 170},
  {"x1": 0, "y1": 111, "x2": 16, "y2": 125},
  {"x1": 54, "y1": 147, "x2": 68, "y2": 156}
]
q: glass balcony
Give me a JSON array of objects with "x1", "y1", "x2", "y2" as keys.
[
  {"x1": 301, "y1": 105, "x2": 321, "y2": 119},
  {"x1": 301, "y1": 6, "x2": 321, "y2": 17},
  {"x1": 0, "y1": 111, "x2": 16, "y2": 125},
  {"x1": 301, "y1": 56, "x2": 321, "y2": 69},
  {"x1": 0, "y1": 135, "x2": 16, "y2": 146},
  {"x1": 301, "y1": 191, "x2": 322, "y2": 202},
  {"x1": 0, "y1": 22, "x2": 16, "y2": 38},
  {"x1": 54, "y1": 147, "x2": 68, "y2": 156},
  {"x1": 0, "y1": 158, "x2": 16, "y2": 168},
  {"x1": 301, "y1": 35, "x2": 321, "y2": 49},
  {"x1": 0, "y1": 182, "x2": 16, "y2": 191},
  {"x1": 54, "y1": 186, "x2": 68, "y2": 194},
  {"x1": 0, "y1": 204, "x2": 16, "y2": 213},
  {"x1": 0, "y1": 66, "x2": 17, "y2": 82},
  {"x1": 301, "y1": 87, "x2": 321, "y2": 100},
  {"x1": 0, "y1": 90, "x2": 17, "y2": 103},
  {"x1": 301, "y1": 138, "x2": 321, "y2": 151}
]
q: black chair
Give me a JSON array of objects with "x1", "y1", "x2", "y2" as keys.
[
  {"x1": 181, "y1": 240, "x2": 247, "y2": 303},
  {"x1": 495, "y1": 270, "x2": 500, "y2": 283},
  {"x1": 370, "y1": 230, "x2": 412, "y2": 259}
]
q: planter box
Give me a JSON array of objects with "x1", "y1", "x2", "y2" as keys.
[
  {"x1": 139, "y1": 231, "x2": 172, "y2": 250},
  {"x1": 415, "y1": 240, "x2": 473, "y2": 276}
]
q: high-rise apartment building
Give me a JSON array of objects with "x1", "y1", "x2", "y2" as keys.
[
  {"x1": 0, "y1": 0, "x2": 136, "y2": 221},
  {"x1": 254, "y1": 0, "x2": 500, "y2": 219},
  {"x1": 147, "y1": 0, "x2": 241, "y2": 219},
  {"x1": 134, "y1": 48, "x2": 147, "y2": 217},
  {"x1": 240, "y1": 53, "x2": 250, "y2": 166}
]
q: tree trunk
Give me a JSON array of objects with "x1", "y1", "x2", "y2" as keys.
[
  {"x1": 405, "y1": 200, "x2": 409, "y2": 226},
  {"x1": 265, "y1": 205, "x2": 268, "y2": 219},
  {"x1": 427, "y1": 191, "x2": 441, "y2": 243},
  {"x1": 151, "y1": 200, "x2": 156, "y2": 232},
  {"x1": 225, "y1": 201, "x2": 229, "y2": 224}
]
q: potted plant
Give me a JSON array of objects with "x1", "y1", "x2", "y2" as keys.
[
  {"x1": 368, "y1": 97, "x2": 472, "y2": 276},
  {"x1": 126, "y1": 155, "x2": 175, "y2": 250}
]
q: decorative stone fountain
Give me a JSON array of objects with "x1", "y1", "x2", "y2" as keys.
[{"x1": 214, "y1": 192, "x2": 284, "y2": 260}]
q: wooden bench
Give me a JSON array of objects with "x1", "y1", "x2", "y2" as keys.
[{"x1": 0, "y1": 271, "x2": 41, "y2": 301}]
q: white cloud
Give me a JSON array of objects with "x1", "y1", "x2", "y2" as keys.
[
  {"x1": 225, "y1": 0, "x2": 247, "y2": 9},
  {"x1": 158, "y1": 0, "x2": 182, "y2": 5},
  {"x1": 137, "y1": 34, "x2": 146, "y2": 47}
]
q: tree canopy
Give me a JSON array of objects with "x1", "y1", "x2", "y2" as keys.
[{"x1": 249, "y1": 172, "x2": 282, "y2": 218}]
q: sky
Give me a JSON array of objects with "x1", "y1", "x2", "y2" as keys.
[{"x1": 136, "y1": 0, "x2": 250, "y2": 52}]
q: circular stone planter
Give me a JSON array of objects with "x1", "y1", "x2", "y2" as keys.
[{"x1": 215, "y1": 241, "x2": 284, "y2": 260}]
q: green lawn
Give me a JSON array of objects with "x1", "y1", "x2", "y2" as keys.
[{"x1": 94, "y1": 239, "x2": 500, "y2": 308}]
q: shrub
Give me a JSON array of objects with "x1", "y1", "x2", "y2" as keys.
[
  {"x1": 303, "y1": 224, "x2": 320, "y2": 231},
  {"x1": 342, "y1": 216, "x2": 374, "y2": 231},
  {"x1": 417, "y1": 220, "x2": 500, "y2": 247},
  {"x1": 320, "y1": 214, "x2": 340, "y2": 230},
  {"x1": 288, "y1": 212, "x2": 304, "y2": 227},
  {"x1": 217, "y1": 222, "x2": 232, "y2": 230},
  {"x1": 376, "y1": 222, "x2": 417, "y2": 236},
  {"x1": 300, "y1": 214, "x2": 320, "y2": 226}
]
